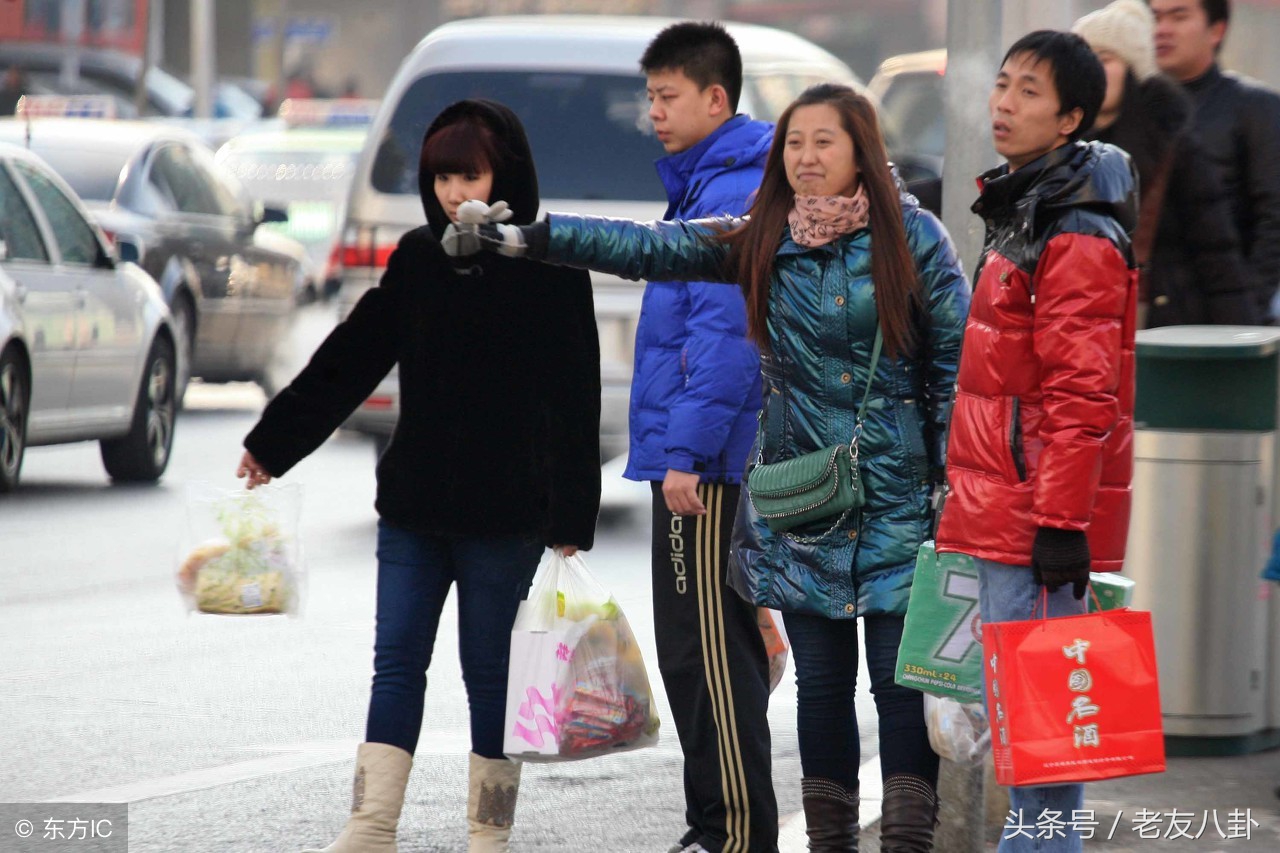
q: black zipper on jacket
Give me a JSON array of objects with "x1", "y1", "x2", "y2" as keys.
[{"x1": 1009, "y1": 395, "x2": 1027, "y2": 482}]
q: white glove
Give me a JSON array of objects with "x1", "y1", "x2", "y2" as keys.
[
  {"x1": 441, "y1": 221, "x2": 528, "y2": 258},
  {"x1": 456, "y1": 199, "x2": 514, "y2": 225}
]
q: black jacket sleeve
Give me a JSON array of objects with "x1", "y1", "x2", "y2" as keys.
[
  {"x1": 1168, "y1": 129, "x2": 1260, "y2": 324},
  {"x1": 1240, "y1": 86, "x2": 1280, "y2": 316},
  {"x1": 242, "y1": 235, "x2": 415, "y2": 476},
  {"x1": 540, "y1": 266, "x2": 602, "y2": 550}
]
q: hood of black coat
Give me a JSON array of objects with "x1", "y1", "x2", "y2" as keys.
[
  {"x1": 974, "y1": 140, "x2": 1138, "y2": 235},
  {"x1": 417, "y1": 99, "x2": 540, "y2": 240}
]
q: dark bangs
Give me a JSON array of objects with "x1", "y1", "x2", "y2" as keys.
[{"x1": 420, "y1": 117, "x2": 501, "y2": 177}]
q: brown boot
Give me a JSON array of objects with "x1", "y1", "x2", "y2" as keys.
[
  {"x1": 801, "y1": 777, "x2": 860, "y2": 851},
  {"x1": 879, "y1": 774, "x2": 938, "y2": 852}
]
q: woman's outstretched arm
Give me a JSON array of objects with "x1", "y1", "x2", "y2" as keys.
[
  {"x1": 443, "y1": 202, "x2": 740, "y2": 285},
  {"x1": 543, "y1": 213, "x2": 737, "y2": 285}
]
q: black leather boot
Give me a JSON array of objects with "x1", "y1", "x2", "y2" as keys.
[
  {"x1": 801, "y1": 777, "x2": 859, "y2": 851},
  {"x1": 878, "y1": 774, "x2": 938, "y2": 852}
]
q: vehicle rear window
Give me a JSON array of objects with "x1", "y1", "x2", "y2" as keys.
[
  {"x1": 880, "y1": 73, "x2": 945, "y2": 160},
  {"x1": 371, "y1": 71, "x2": 666, "y2": 201},
  {"x1": 35, "y1": 146, "x2": 132, "y2": 202}
]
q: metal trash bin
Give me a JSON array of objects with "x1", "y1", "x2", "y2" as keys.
[{"x1": 1125, "y1": 326, "x2": 1280, "y2": 755}]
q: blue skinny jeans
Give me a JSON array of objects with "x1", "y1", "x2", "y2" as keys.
[{"x1": 365, "y1": 519, "x2": 543, "y2": 758}]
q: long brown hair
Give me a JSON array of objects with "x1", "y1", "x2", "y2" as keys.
[{"x1": 722, "y1": 84, "x2": 921, "y2": 356}]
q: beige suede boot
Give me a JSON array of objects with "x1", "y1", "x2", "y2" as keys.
[
  {"x1": 302, "y1": 742, "x2": 413, "y2": 853},
  {"x1": 466, "y1": 752, "x2": 521, "y2": 852}
]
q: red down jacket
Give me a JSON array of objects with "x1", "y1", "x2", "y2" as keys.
[{"x1": 936, "y1": 142, "x2": 1139, "y2": 571}]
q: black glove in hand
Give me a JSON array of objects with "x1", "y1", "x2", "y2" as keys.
[{"x1": 1031, "y1": 526, "x2": 1091, "y2": 600}]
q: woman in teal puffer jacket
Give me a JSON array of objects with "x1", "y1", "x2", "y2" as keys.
[{"x1": 444, "y1": 84, "x2": 970, "y2": 852}]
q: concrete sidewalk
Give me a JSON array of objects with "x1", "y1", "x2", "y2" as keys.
[{"x1": 777, "y1": 748, "x2": 1279, "y2": 851}]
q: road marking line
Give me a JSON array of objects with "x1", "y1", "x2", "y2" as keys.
[
  {"x1": 777, "y1": 756, "x2": 882, "y2": 852},
  {"x1": 47, "y1": 732, "x2": 459, "y2": 804}
]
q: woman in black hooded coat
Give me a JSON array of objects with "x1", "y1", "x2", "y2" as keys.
[{"x1": 236, "y1": 100, "x2": 601, "y2": 852}]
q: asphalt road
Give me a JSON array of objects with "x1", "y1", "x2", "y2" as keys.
[{"x1": 0, "y1": 374, "x2": 882, "y2": 853}]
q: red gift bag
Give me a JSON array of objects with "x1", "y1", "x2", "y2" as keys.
[{"x1": 982, "y1": 604, "x2": 1166, "y2": 786}]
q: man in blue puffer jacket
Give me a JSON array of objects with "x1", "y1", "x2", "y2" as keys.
[{"x1": 636, "y1": 22, "x2": 778, "y2": 853}]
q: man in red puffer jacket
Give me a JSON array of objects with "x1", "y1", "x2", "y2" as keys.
[{"x1": 935, "y1": 30, "x2": 1138, "y2": 852}]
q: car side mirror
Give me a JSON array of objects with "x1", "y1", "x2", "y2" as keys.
[
  {"x1": 258, "y1": 204, "x2": 289, "y2": 225},
  {"x1": 95, "y1": 242, "x2": 116, "y2": 270},
  {"x1": 115, "y1": 236, "x2": 143, "y2": 265}
]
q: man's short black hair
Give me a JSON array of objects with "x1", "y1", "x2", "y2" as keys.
[
  {"x1": 640, "y1": 21, "x2": 744, "y2": 112},
  {"x1": 1001, "y1": 30, "x2": 1105, "y2": 143},
  {"x1": 1199, "y1": 0, "x2": 1231, "y2": 26}
]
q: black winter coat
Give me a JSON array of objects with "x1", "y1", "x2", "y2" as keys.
[
  {"x1": 1183, "y1": 65, "x2": 1280, "y2": 320},
  {"x1": 244, "y1": 100, "x2": 601, "y2": 548},
  {"x1": 1084, "y1": 72, "x2": 1256, "y2": 325}
]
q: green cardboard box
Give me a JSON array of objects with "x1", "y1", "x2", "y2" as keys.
[{"x1": 1087, "y1": 571, "x2": 1136, "y2": 612}]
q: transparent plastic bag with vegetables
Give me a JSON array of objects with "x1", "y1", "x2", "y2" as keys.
[
  {"x1": 504, "y1": 551, "x2": 660, "y2": 761},
  {"x1": 176, "y1": 483, "x2": 305, "y2": 615}
]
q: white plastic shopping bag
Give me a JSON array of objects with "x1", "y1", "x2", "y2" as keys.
[
  {"x1": 503, "y1": 551, "x2": 660, "y2": 761},
  {"x1": 924, "y1": 693, "x2": 990, "y2": 765}
]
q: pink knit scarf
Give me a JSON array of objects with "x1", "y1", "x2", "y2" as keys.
[{"x1": 787, "y1": 184, "x2": 870, "y2": 247}]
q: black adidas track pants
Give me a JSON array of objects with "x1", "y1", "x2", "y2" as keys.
[{"x1": 651, "y1": 482, "x2": 778, "y2": 853}]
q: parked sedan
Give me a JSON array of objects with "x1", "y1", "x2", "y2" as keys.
[
  {"x1": 0, "y1": 118, "x2": 302, "y2": 403},
  {"x1": 0, "y1": 143, "x2": 177, "y2": 491}
]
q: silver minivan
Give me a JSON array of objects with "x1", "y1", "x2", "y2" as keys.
[{"x1": 335, "y1": 15, "x2": 863, "y2": 458}]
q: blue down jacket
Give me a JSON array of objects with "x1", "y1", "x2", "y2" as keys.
[
  {"x1": 544, "y1": 195, "x2": 970, "y2": 617},
  {"x1": 625, "y1": 114, "x2": 773, "y2": 482}
]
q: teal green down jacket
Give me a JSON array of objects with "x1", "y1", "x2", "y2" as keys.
[{"x1": 545, "y1": 194, "x2": 970, "y2": 618}]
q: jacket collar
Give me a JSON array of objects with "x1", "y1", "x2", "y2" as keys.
[
  {"x1": 972, "y1": 140, "x2": 1138, "y2": 240},
  {"x1": 654, "y1": 114, "x2": 758, "y2": 208},
  {"x1": 1183, "y1": 63, "x2": 1223, "y2": 95},
  {"x1": 972, "y1": 143, "x2": 1078, "y2": 220}
]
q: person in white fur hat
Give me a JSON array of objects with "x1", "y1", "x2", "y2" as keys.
[{"x1": 1073, "y1": 0, "x2": 1258, "y2": 326}]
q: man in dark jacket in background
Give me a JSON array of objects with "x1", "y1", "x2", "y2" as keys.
[
  {"x1": 1075, "y1": 0, "x2": 1256, "y2": 326},
  {"x1": 1151, "y1": 0, "x2": 1280, "y2": 320},
  {"x1": 636, "y1": 21, "x2": 779, "y2": 853}
]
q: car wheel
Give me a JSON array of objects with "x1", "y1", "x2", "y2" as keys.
[
  {"x1": 101, "y1": 336, "x2": 176, "y2": 483},
  {"x1": 0, "y1": 349, "x2": 29, "y2": 493},
  {"x1": 170, "y1": 294, "x2": 194, "y2": 409}
]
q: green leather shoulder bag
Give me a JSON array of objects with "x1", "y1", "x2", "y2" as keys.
[{"x1": 747, "y1": 329, "x2": 882, "y2": 540}]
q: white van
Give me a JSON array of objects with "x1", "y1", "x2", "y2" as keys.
[{"x1": 336, "y1": 15, "x2": 862, "y2": 458}]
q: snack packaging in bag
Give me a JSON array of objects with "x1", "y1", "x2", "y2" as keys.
[
  {"x1": 504, "y1": 551, "x2": 660, "y2": 761},
  {"x1": 177, "y1": 483, "x2": 304, "y2": 615}
]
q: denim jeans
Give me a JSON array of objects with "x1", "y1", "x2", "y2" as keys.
[
  {"x1": 366, "y1": 519, "x2": 543, "y2": 758},
  {"x1": 975, "y1": 557, "x2": 1087, "y2": 853},
  {"x1": 782, "y1": 611, "x2": 938, "y2": 791}
]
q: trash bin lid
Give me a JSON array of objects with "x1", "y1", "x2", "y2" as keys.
[
  {"x1": 1136, "y1": 326, "x2": 1280, "y2": 359},
  {"x1": 1135, "y1": 326, "x2": 1280, "y2": 430}
]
